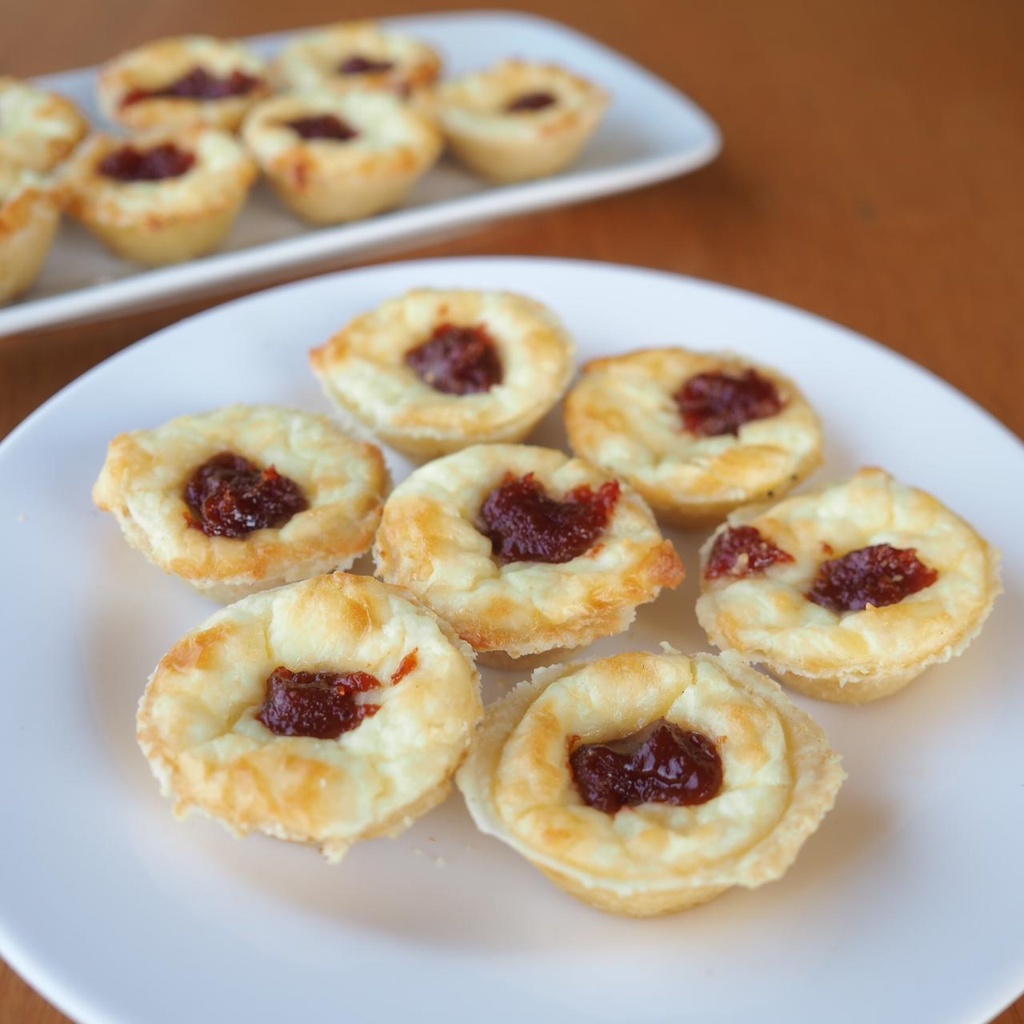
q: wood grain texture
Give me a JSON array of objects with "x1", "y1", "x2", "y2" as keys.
[{"x1": 0, "y1": 1, "x2": 1021, "y2": 1022}]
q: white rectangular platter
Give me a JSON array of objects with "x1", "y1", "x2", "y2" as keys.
[{"x1": 0, "y1": 11, "x2": 720, "y2": 335}]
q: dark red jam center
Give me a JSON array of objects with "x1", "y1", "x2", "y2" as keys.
[
  {"x1": 505, "y1": 91, "x2": 557, "y2": 113},
  {"x1": 675, "y1": 369, "x2": 784, "y2": 437},
  {"x1": 570, "y1": 720, "x2": 723, "y2": 815},
  {"x1": 404, "y1": 323, "x2": 503, "y2": 395},
  {"x1": 183, "y1": 451, "x2": 308, "y2": 539},
  {"x1": 479, "y1": 472, "x2": 620, "y2": 565},
  {"x1": 284, "y1": 114, "x2": 359, "y2": 141},
  {"x1": 806, "y1": 542, "x2": 938, "y2": 613},
  {"x1": 98, "y1": 143, "x2": 195, "y2": 183},
  {"x1": 705, "y1": 525, "x2": 795, "y2": 580},
  {"x1": 122, "y1": 67, "x2": 260, "y2": 106},
  {"x1": 338, "y1": 55, "x2": 395, "y2": 75},
  {"x1": 256, "y1": 666, "x2": 381, "y2": 739}
]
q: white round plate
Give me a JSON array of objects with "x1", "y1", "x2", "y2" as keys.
[{"x1": 1, "y1": 258, "x2": 1021, "y2": 1024}]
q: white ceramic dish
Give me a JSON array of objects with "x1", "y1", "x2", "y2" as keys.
[
  {"x1": 0, "y1": 12, "x2": 720, "y2": 336},
  {"x1": 1, "y1": 257, "x2": 1021, "y2": 1024}
]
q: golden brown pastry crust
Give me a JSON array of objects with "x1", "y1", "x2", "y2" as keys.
[
  {"x1": 0, "y1": 176, "x2": 60, "y2": 304},
  {"x1": 435, "y1": 59, "x2": 608, "y2": 182},
  {"x1": 373, "y1": 444, "x2": 685, "y2": 661},
  {"x1": 564, "y1": 346, "x2": 824, "y2": 529},
  {"x1": 59, "y1": 125, "x2": 257, "y2": 266},
  {"x1": 0, "y1": 77, "x2": 89, "y2": 175},
  {"x1": 97, "y1": 35, "x2": 271, "y2": 132},
  {"x1": 92, "y1": 404, "x2": 390, "y2": 602},
  {"x1": 270, "y1": 21, "x2": 442, "y2": 97},
  {"x1": 241, "y1": 90, "x2": 441, "y2": 224},
  {"x1": 138, "y1": 572, "x2": 482, "y2": 862},
  {"x1": 310, "y1": 289, "x2": 576, "y2": 458},
  {"x1": 456, "y1": 649, "x2": 845, "y2": 915},
  {"x1": 695, "y1": 467, "x2": 1003, "y2": 702}
]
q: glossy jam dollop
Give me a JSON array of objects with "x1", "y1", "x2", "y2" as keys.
[
  {"x1": 285, "y1": 114, "x2": 359, "y2": 141},
  {"x1": 675, "y1": 368, "x2": 784, "y2": 437},
  {"x1": 505, "y1": 91, "x2": 557, "y2": 113},
  {"x1": 98, "y1": 143, "x2": 196, "y2": 182},
  {"x1": 256, "y1": 666, "x2": 381, "y2": 739},
  {"x1": 338, "y1": 55, "x2": 395, "y2": 75},
  {"x1": 183, "y1": 451, "x2": 308, "y2": 539},
  {"x1": 479, "y1": 472, "x2": 620, "y2": 565},
  {"x1": 569, "y1": 719, "x2": 724, "y2": 814},
  {"x1": 122, "y1": 67, "x2": 260, "y2": 106},
  {"x1": 404, "y1": 323, "x2": 503, "y2": 395},
  {"x1": 705, "y1": 525, "x2": 795, "y2": 580},
  {"x1": 807, "y1": 542, "x2": 938, "y2": 613}
]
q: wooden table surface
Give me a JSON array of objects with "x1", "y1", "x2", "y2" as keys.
[{"x1": 1, "y1": 1, "x2": 1021, "y2": 1022}]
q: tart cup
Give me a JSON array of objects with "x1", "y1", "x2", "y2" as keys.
[
  {"x1": 92, "y1": 404, "x2": 390, "y2": 602},
  {"x1": 564, "y1": 346, "x2": 824, "y2": 529},
  {"x1": 373, "y1": 443, "x2": 685, "y2": 664},
  {"x1": 138, "y1": 572, "x2": 482, "y2": 863},
  {"x1": 695, "y1": 467, "x2": 1002, "y2": 702},
  {"x1": 241, "y1": 89, "x2": 441, "y2": 224},
  {"x1": 456, "y1": 649, "x2": 845, "y2": 916},
  {"x1": 97, "y1": 35, "x2": 270, "y2": 133},
  {"x1": 435, "y1": 59, "x2": 608, "y2": 182},
  {"x1": 0, "y1": 174, "x2": 60, "y2": 304},
  {"x1": 271, "y1": 20, "x2": 442, "y2": 98},
  {"x1": 0, "y1": 76, "x2": 89, "y2": 175},
  {"x1": 60, "y1": 126, "x2": 257, "y2": 266},
  {"x1": 310, "y1": 288, "x2": 576, "y2": 458}
]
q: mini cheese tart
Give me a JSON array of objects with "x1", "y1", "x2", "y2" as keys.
[
  {"x1": 456, "y1": 649, "x2": 845, "y2": 916},
  {"x1": 435, "y1": 60, "x2": 608, "y2": 183},
  {"x1": 241, "y1": 89, "x2": 441, "y2": 225},
  {"x1": 60, "y1": 126, "x2": 257, "y2": 266},
  {"x1": 310, "y1": 288, "x2": 576, "y2": 458},
  {"x1": 695, "y1": 467, "x2": 1002, "y2": 703},
  {"x1": 0, "y1": 171, "x2": 60, "y2": 304},
  {"x1": 92, "y1": 405, "x2": 390, "y2": 603},
  {"x1": 0, "y1": 77, "x2": 88, "y2": 176},
  {"x1": 373, "y1": 444, "x2": 685, "y2": 666},
  {"x1": 97, "y1": 35, "x2": 270, "y2": 133},
  {"x1": 270, "y1": 20, "x2": 442, "y2": 98},
  {"x1": 564, "y1": 347, "x2": 824, "y2": 529},
  {"x1": 138, "y1": 572, "x2": 482, "y2": 863}
]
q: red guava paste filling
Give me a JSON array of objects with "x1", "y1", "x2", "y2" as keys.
[
  {"x1": 390, "y1": 650, "x2": 418, "y2": 685},
  {"x1": 705, "y1": 525, "x2": 795, "y2": 580},
  {"x1": 404, "y1": 323, "x2": 503, "y2": 395},
  {"x1": 675, "y1": 368, "x2": 784, "y2": 437},
  {"x1": 122, "y1": 67, "x2": 260, "y2": 107},
  {"x1": 807, "y1": 542, "x2": 938, "y2": 613},
  {"x1": 569, "y1": 719, "x2": 723, "y2": 815},
  {"x1": 285, "y1": 114, "x2": 359, "y2": 141},
  {"x1": 256, "y1": 666, "x2": 381, "y2": 739},
  {"x1": 338, "y1": 55, "x2": 396, "y2": 75},
  {"x1": 479, "y1": 472, "x2": 620, "y2": 565},
  {"x1": 183, "y1": 451, "x2": 308, "y2": 539},
  {"x1": 505, "y1": 91, "x2": 557, "y2": 113},
  {"x1": 98, "y1": 143, "x2": 195, "y2": 183}
]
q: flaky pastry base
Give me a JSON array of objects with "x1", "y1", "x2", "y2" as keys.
[
  {"x1": 456, "y1": 649, "x2": 845, "y2": 915},
  {"x1": 93, "y1": 404, "x2": 390, "y2": 602},
  {"x1": 270, "y1": 20, "x2": 442, "y2": 97},
  {"x1": 0, "y1": 181, "x2": 60, "y2": 304},
  {"x1": 97, "y1": 35, "x2": 271, "y2": 132},
  {"x1": 60, "y1": 126, "x2": 257, "y2": 266},
  {"x1": 310, "y1": 288, "x2": 576, "y2": 458},
  {"x1": 138, "y1": 573, "x2": 482, "y2": 862},
  {"x1": 0, "y1": 77, "x2": 89, "y2": 175},
  {"x1": 695, "y1": 467, "x2": 1003, "y2": 702},
  {"x1": 436, "y1": 60, "x2": 608, "y2": 182},
  {"x1": 564, "y1": 346, "x2": 824, "y2": 529},
  {"x1": 241, "y1": 90, "x2": 441, "y2": 225},
  {"x1": 373, "y1": 443, "x2": 684, "y2": 661}
]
